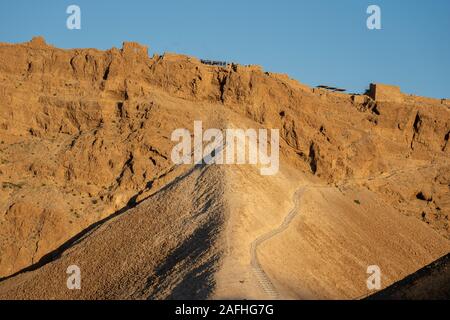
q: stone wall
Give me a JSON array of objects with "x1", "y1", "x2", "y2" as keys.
[{"x1": 368, "y1": 83, "x2": 404, "y2": 103}]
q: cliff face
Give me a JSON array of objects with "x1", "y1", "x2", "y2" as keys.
[{"x1": 0, "y1": 37, "x2": 449, "y2": 283}]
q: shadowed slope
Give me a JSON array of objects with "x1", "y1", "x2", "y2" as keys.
[{"x1": 0, "y1": 165, "x2": 226, "y2": 299}]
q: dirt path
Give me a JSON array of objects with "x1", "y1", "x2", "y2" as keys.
[
  {"x1": 249, "y1": 165, "x2": 436, "y2": 299},
  {"x1": 250, "y1": 187, "x2": 306, "y2": 299}
]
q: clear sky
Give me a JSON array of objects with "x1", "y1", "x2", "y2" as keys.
[{"x1": 1, "y1": 0, "x2": 449, "y2": 98}]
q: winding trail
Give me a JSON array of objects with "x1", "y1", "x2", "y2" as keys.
[
  {"x1": 249, "y1": 164, "x2": 439, "y2": 299},
  {"x1": 250, "y1": 186, "x2": 307, "y2": 299}
]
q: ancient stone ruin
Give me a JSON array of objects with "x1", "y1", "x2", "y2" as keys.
[{"x1": 368, "y1": 83, "x2": 404, "y2": 103}]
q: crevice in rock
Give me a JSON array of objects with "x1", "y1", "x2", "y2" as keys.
[
  {"x1": 371, "y1": 104, "x2": 380, "y2": 115},
  {"x1": 416, "y1": 191, "x2": 432, "y2": 202},
  {"x1": 413, "y1": 113, "x2": 422, "y2": 133},
  {"x1": 410, "y1": 112, "x2": 422, "y2": 150},
  {"x1": 217, "y1": 73, "x2": 228, "y2": 103},
  {"x1": 442, "y1": 131, "x2": 449, "y2": 152},
  {"x1": 69, "y1": 56, "x2": 77, "y2": 75},
  {"x1": 308, "y1": 142, "x2": 318, "y2": 174},
  {"x1": 103, "y1": 62, "x2": 111, "y2": 80}
]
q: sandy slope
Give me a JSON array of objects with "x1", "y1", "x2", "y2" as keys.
[
  {"x1": 211, "y1": 163, "x2": 449, "y2": 300},
  {"x1": 0, "y1": 164, "x2": 226, "y2": 299},
  {"x1": 1, "y1": 159, "x2": 448, "y2": 299},
  {"x1": 258, "y1": 184, "x2": 449, "y2": 299}
]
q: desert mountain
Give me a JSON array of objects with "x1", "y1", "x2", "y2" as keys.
[{"x1": 0, "y1": 37, "x2": 448, "y2": 299}]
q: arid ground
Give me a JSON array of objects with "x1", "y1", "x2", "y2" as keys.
[{"x1": 0, "y1": 37, "x2": 448, "y2": 299}]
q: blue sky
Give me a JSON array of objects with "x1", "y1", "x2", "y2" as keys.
[{"x1": 1, "y1": 0, "x2": 449, "y2": 98}]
